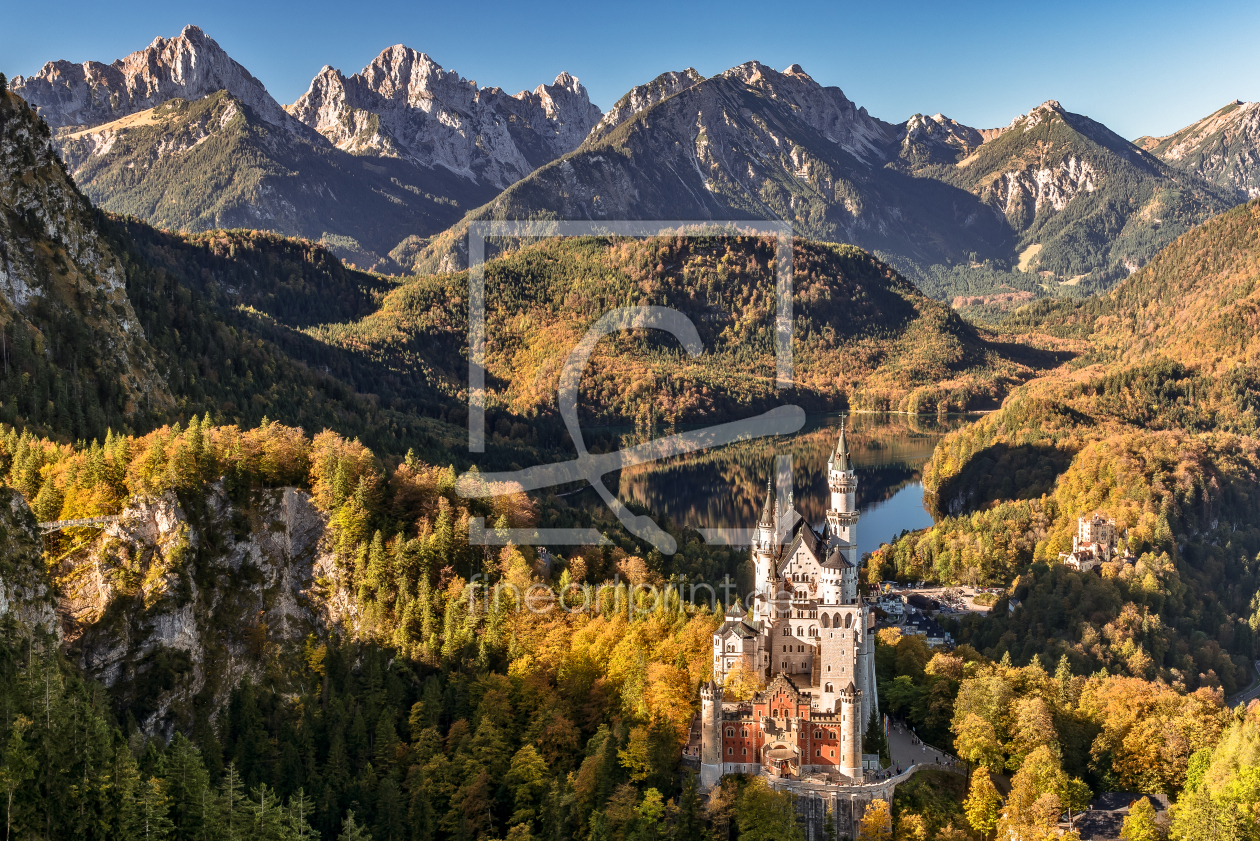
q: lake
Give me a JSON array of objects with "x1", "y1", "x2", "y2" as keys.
[{"x1": 562, "y1": 413, "x2": 976, "y2": 558}]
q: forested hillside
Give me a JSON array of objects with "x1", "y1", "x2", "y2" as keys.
[
  {"x1": 1, "y1": 71, "x2": 1259, "y2": 841},
  {"x1": 869, "y1": 201, "x2": 1260, "y2": 698}
]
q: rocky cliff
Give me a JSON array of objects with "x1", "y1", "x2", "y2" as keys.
[
  {"x1": 1137, "y1": 100, "x2": 1260, "y2": 200},
  {"x1": 57, "y1": 483, "x2": 359, "y2": 736},
  {"x1": 0, "y1": 89, "x2": 170, "y2": 425},
  {"x1": 0, "y1": 487, "x2": 59, "y2": 638},
  {"x1": 11, "y1": 25, "x2": 300, "y2": 132},
  {"x1": 287, "y1": 45, "x2": 602, "y2": 188}
]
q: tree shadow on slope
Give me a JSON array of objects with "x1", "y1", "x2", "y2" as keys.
[{"x1": 927, "y1": 442, "x2": 1074, "y2": 519}]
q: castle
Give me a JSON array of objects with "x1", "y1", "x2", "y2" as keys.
[
  {"x1": 1059, "y1": 513, "x2": 1130, "y2": 572},
  {"x1": 698, "y1": 423, "x2": 879, "y2": 788}
]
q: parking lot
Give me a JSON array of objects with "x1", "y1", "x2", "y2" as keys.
[{"x1": 881, "y1": 583, "x2": 1000, "y2": 616}]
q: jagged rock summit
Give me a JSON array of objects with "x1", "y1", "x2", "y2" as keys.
[
  {"x1": 287, "y1": 45, "x2": 602, "y2": 187},
  {"x1": 1137, "y1": 100, "x2": 1260, "y2": 200},
  {"x1": 11, "y1": 25, "x2": 296, "y2": 131}
]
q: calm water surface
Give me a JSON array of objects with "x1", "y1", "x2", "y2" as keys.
[{"x1": 559, "y1": 413, "x2": 976, "y2": 558}]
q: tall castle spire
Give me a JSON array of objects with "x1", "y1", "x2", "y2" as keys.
[
  {"x1": 829, "y1": 418, "x2": 851, "y2": 472},
  {"x1": 826, "y1": 418, "x2": 858, "y2": 567}
]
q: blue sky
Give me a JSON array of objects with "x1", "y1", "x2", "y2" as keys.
[{"x1": 3, "y1": 0, "x2": 1257, "y2": 139}]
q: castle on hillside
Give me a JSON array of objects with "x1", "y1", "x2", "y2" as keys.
[
  {"x1": 1060, "y1": 513, "x2": 1130, "y2": 572},
  {"x1": 696, "y1": 423, "x2": 879, "y2": 788}
]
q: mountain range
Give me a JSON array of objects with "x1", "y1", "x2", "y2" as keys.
[{"x1": 7, "y1": 25, "x2": 1259, "y2": 301}]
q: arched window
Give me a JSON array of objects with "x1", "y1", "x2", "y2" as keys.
[
  {"x1": 815, "y1": 730, "x2": 823, "y2": 739},
  {"x1": 742, "y1": 747, "x2": 748, "y2": 755},
  {"x1": 728, "y1": 747, "x2": 733, "y2": 755},
  {"x1": 782, "y1": 627, "x2": 791, "y2": 636},
  {"x1": 742, "y1": 729, "x2": 748, "y2": 737},
  {"x1": 821, "y1": 614, "x2": 830, "y2": 628},
  {"x1": 829, "y1": 731, "x2": 837, "y2": 739},
  {"x1": 727, "y1": 728, "x2": 735, "y2": 737},
  {"x1": 825, "y1": 683, "x2": 833, "y2": 692},
  {"x1": 845, "y1": 613, "x2": 853, "y2": 629},
  {"x1": 832, "y1": 612, "x2": 841, "y2": 627}
]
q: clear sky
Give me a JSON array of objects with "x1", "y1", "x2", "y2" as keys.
[{"x1": 3, "y1": 0, "x2": 1257, "y2": 140}]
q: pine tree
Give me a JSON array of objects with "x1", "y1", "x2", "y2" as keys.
[
  {"x1": 218, "y1": 764, "x2": 247, "y2": 841},
  {"x1": 285, "y1": 788, "x2": 318, "y2": 840},
  {"x1": 338, "y1": 809, "x2": 373, "y2": 841},
  {"x1": 160, "y1": 732, "x2": 217, "y2": 839},
  {"x1": 374, "y1": 778, "x2": 405, "y2": 841},
  {"x1": 126, "y1": 777, "x2": 175, "y2": 841},
  {"x1": 1055, "y1": 654, "x2": 1075, "y2": 708},
  {"x1": 373, "y1": 710, "x2": 401, "y2": 774},
  {"x1": 864, "y1": 711, "x2": 889, "y2": 765},
  {"x1": 243, "y1": 782, "x2": 288, "y2": 841}
]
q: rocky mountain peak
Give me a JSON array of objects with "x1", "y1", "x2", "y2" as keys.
[
  {"x1": 898, "y1": 112, "x2": 983, "y2": 162},
  {"x1": 586, "y1": 68, "x2": 703, "y2": 143},
  {"x1": 1137, "y1": 100, "x2": 1260, "y2": 199},
  {"x1": 11, "y1": 25, "x2": 295, "y2": 131},
  {"x1": 287, "y1": 47, "x2": 602, "y2": 188},
  {"x1": 716, "y1": 61, "x2": 894, "y2": 162}
]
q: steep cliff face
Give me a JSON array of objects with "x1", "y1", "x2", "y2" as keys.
[
  {"x1": 0, "y1": 487, "x2": 59, "y2": 638},
  {"x1": 287, "y1": 45, "x2": 602, "y2": 188},
  {"x1": 0, "y1": 90, "x2": 170, "y2": 426},
  {"x1": 11, "y1": 25, "x2": 299, "y2": 132},
  {"x1": 57, "y1": 484, "x2": 358, "y2": 735},
  {"x1": 1138, "y1": 100, "x2": 1260, "y2": 200}
]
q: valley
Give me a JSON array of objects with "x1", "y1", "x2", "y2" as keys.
[{"x1": 0, "y1": 18, "x2": 1259, "y2": 841}]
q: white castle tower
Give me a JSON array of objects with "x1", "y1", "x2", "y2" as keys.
[{"x1": 825, "y1": 420, "x2": 859, "y2": 567}]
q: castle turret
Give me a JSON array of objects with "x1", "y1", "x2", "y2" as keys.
[
  {"x1": 700, "y1": 680, "x2": 723, "y2": 789},
  {"x1": 753, "y1": 478, "x2": 776, "y2": 598},
  {"x1": 826, "y1": 421, "x2": 859, "y2": 567},
  {"x1": 838, "y1": 681, "x2": 863, "y2": 781}
]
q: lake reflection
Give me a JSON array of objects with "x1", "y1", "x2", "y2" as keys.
[{"x1": 567, "y1": 413, "x2": 975, "y2": 558}]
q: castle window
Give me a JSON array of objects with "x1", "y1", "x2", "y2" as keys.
[
  {"x1": 815, "y1": 749, "x2": 821, "y2": 756},
  {"x1": 742, "y1": 748, "x2": 748, "y2": 755},
  {"x1": 815, "y1": 730, "x2": 823, "y2": 739},
  {"x1": 832, "y1": 612, "x2": 841, "y2": 626},
  {"x1": 727, "y1": 729, "x2": 735, "y2": 737},
  {"x1": 728, "y1": 747, "x2": 733, "y2": 755},
  {"x1": 825, "y1": 683, "x2": 833, "y2": 692},
  {"x1": 783, "y1": 627, "x2": 790, "y2": 636},
  {"x1": 830, "y1": 750, "x2": 835, "y2": 758},
  {"x1": 742, "y1": 729, "x2": 748, "y2": 737},
  {"x1": 821, "y1": 614, "x2": 830, "y2": 628},
  {"x1": 845, "y1": 613, "x2": 853, "y2": 629},
  {"x1": 830, "y1": 731, "x2": 836, "y2": 739}
]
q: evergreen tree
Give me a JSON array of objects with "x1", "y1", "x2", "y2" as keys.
[
  {"x1": 338, "y1": 809, "x2": 373, "y2": 841},
  {"x1": 863, "y1": 712, "x2": 889, "y2": 766},
  {"x1": 285, "y1": 788, "x2": 318, "y2": 841}
]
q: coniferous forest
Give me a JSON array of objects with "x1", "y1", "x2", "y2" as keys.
[{"x1": 2, "y1": 29, "x2": 1260, "y2": 841}]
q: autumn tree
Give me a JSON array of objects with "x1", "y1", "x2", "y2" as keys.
[{"x1": 856, "y1": 799, "x2": 892, "y2": 841}]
